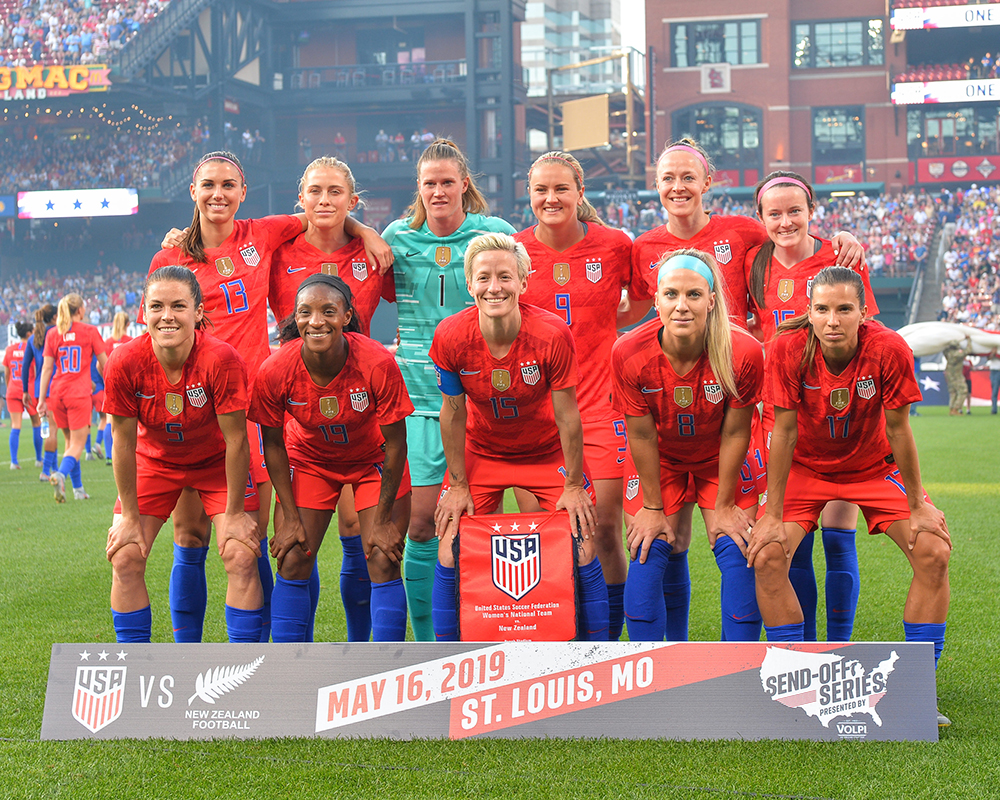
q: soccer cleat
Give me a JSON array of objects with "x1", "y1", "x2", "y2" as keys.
[
  {"x1": 938, "y1": 709, "x2": 951, "y2": 727},
  {"x1": 9, "y1": 462, "x2": 21, "y2": 470},
  {"x1": 35, "y1": 460, "x2": 43, "y2": 468},
  {"x1": 39, "y1": 471, "x2": 51, "y2": 482},
  {"x1": 50, "y1": 471, "x2": 66, "y2": 503},
  {"x1": 93, "y1": 442, "x2": 105, "y2": 460},
  {"x1": 106, "y1": 458, "x2": 113, "y2": 466},
  {"x1": 85, "y1": 452, "x2": 95, "y2": 461},
  {"x1": 73, "y1": 488, "x2": 91, "y2": 501}
]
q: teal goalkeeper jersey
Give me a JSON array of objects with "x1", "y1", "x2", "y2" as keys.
[{"x1": 383, "y1": 213, "x2": 516, "y2": 415}]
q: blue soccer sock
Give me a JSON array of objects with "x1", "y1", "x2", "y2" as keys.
[
  {"x1": 789, "y1": 529, "x2": 818, "y2": 641},
  {"x1": 432, "y1": 562, "x2": 458, "y2": 641},
  {"x1": 371, "y1": 578, "x2": 408, "y2": 642},
  {"x1": 307, "y1": 560, "x2": 320, "y2": 642},
  {"x1": 58, "y1": 455, "x2": 78, "y2": 485},
  {"x1": 256, "y1": 541, "x2": 273, "y2": 643},
  {"x1": 85, "y1": 433, "x2": 91, "y2": 455},
  {"x1": 822, "y1": 527, "x2": 859, "y2": 641},
  {"x1": 112, "y1": 606, "x2": 152, "y2": 643},
  {"x1": 32, "y1": 426, "x2": 43, "y2": 461},
  {"x1": 607, "y1": 581, "x2": 625, "y2": 641},
  {"x1": 271, "y1": 575, "x2": 311, "y2": 642},
  {"x1": 168, "y1": 544, "x2": 208, "y2": 642},
  {"x1": 624, "y1": 538, "x2": 671, "y2": 642},
  {"x1": 576, "y1": 558, "x2": 609, "y2": 641},
  {"x1": 403, "y1": 537, "x2": 438, "y2": 641},
  {"x1": 663, "y1": 549, "x2": 691, "y2": 641},
  {"x1": 9, "y1": 428, "x2": 20, "y2": 464},
  {"x1": 225, "y1": 604, "x2": 263, "y2": 643},
  {"x1": 764, "y1": 621, "x2": 806, "y2": 642},
  {"x1": 904, "y1": 621, "x2": 947, "y2": 668},
  {"x1": 340, "y1": 534, "x2": 372, "y2": 641},
  {"x1": 43, "y1": 449, "x2": 57, "y2": 475},
  {"x1": 102, "y1": 425, "x2": 113, "y2": 459},
  {"x1": 714, "y1": 535, "x2": 762, "y2": 642},
  {"x1": 69, "y1": 458, "x2": 82, "y2": 490}
]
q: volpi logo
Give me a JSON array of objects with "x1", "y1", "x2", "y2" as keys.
[
  {"x1": 836, "y1": 720, "x2": 868, "y2": 740},
  {"x1": 73, "y1": 654, "x2": 127, "y2": 734},
  {"x1": 491, "y1": 532, "x2": 541, "y2": 601}
]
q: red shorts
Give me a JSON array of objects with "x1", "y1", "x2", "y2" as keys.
[
  {"x1": 50, "y1": 394, "x2": 91, "y2": 430},
  {"x1": 247, "y1": 420, "x2": 269, "y2": 485},
  {"x1": 113, "y1": 456, "x2": 261, "y2": 521},
  {"x1": 759, "y1": 463, "x2": 934, "y2": 536},
  {"x1": 287, "y1": 458, "x2": 412, "y2": 511},
  {"x1": 581, "y1": 417, "x2": 629, "y2": 480},
  {"x1": 441, "y1": 448, "x2": 597, "y2": 514},
  {"x1": 91, "y1": 390, "x2": 105, "y2": 413},
  {"x1": 6, "y1": 391, "x2": 37, "y2": 417}
]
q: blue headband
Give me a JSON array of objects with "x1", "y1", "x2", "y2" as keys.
[{"x1": 657, "y1": 254, "x2": 715, "y2": 290}]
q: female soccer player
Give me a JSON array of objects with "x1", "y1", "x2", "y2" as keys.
[
  {"x1": 4, "y1": 321, "x2": 42, "y2": 470},
  {"x1": 513, "y1": 150, "x2": 651, "y2": 639},
  {"x1": 268, "y1": 157, "x2": 394, "y2": 641},
  {"x1": 380, "y1": 139, "x2": 516, "y2": 640},
  {"x1": 746, "y1": 171, "x2": 880, "y2": 642},
  {"x1": 250, "y1": 274, "x2": 413, "y2": 642},
  {"x1": 100, "y1": 311, "x2": 133, "y2": 465},
  {"x1": 747, "y1": 268, "x2": 950, "y2": 684},
  {"x1": 23, "y1": 304, "x2": 56, "y2": 478},
  {"x1": 104, "y1": 266, "x2": 263, "y2": 643},
  {"x1": 612, "y1": 249, "x2": 764, "y2": 642},
  {"x1": 429, "y1": 232, "x2": 607, "y2": 641},
  {"x1": 37, "y1": 294, "x2": 107, "y2": 502}
]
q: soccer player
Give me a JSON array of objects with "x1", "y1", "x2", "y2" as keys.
[
  {"x1": 101, "y1": 312, "x2": 133, "y2": 466},
  {"x1": 4, "y1": 321, "x2": 42, "y2": 470},
  {"x1": 268, "y1": 157, "x2": 394, "y2": 640},
  {"x1": 37, "y1": 294, "x2": 107, "y2": 502},
  {"x1": 514, "y1": 150, "x2": 652, "y2": 639},
  {"x1": 104, "y1": 266, "x2": 263, "y2": 644},
  {"x1": 250, "y1": 274, "x2": 413, "y2": 642},
  {"x1": 746, "y1": 171, "x2": 880, "y2": 642},
  {"x1": 429, "y1": 232, "x2": 607, "y2": 641},
  {"x1": 380, "y1": 139, "x2": 516, "y2": 640},
  {"x1": 612, "y1": 249, "x2": 764, "y2": 642},
  {"x1": 23, "y1": 304, "x2": 56, "y2": 478},
  {"x1": 747, "y1": 267, "x2": 950, "y2": 721}
]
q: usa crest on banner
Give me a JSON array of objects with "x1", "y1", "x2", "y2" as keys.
[
  {"x1": 72, "y1": 665, "x2": 126, "y2": 734},
  {"x1": 240, "y1": 244, "x2": 261, "y2": 267},
  {"x1": 186, "y1": 385, "x2": 208, "y2": 408}
]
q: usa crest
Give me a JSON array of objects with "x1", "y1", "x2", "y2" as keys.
[
  {"x1": 830, "y1": 388, "x2": 850, "y2": 411},
  {"x1": 553, "y1": 262, "x2": 570, "y2": 286},
  {"x1": 215, "y1": 257, "x2": 235, "y2": 277},
  {"x1": 239, "y1": 244, "x2": 261, "y2": 266},
  {"x1": 777, "y1": 279, "x2": 794, "y2": 303},
  {"x1": 320, "y1": 396, "x2": 339, "y2": 418},
  {"x1": 521, "y1": 363, "x2": 540, "y2": 386},
  {"x1": 350, "y1": 389, "x2": 369, "y2": 413},
  {"x1": 165, "y1": 393, "x2": 183, "y2": 416},
  {"x1": 186, "y1": 385, "x2": 208, "y2": 408},
  {"x1": 491, "y1": 369, "x2": 511, "y2": 391},
  {"x1": 714, "y1": 243, "x2": 732, "y2": 264},
  {"x1": 625, "y1": 477, "x2": 639, "y2": 501},
  {"x1": 674, "y1": 386, "x2": 694, "y2": 408},
  {"x1": 704, "y1": 382, "x2": 724, "y2": 404},
  {"x1": 491, "y1": 532, "x2": 541, "y2": 601},
  {"x1": 321, "y1": 263, "x2": 338, "y2": 276},
  {"x1": 586, "y1": 261, "x2": 602, "y2": 283},
  {"x1": 435, "y1": 246, "x2": 452, "y2": 267},
  {"x1": 856, "y1": 377, "x2": 877, "y2": 400},
  {"x1": 73, "y1": 665, "x2": 126, "y2": 734},
  {"x1": 352, "y1": 260, "x2": 368, "y2": 281}
]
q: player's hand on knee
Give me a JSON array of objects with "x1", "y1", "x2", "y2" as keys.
[
  {"x1": 434, "y1": 483, "x2": 474, "y2": 541},
  {"x1": 908, "y1": 502, "x2": 952, "y2": 551},
  {"x1": 746, "y1": 513, "x2": 790, "y2": 567},
  {"x1": 557, "y1": 486, "x2": 596, "y2": 542},
  {"x1": 625, "y1": 507, "x2": 672, "y2": 564},
  {"x1": 270, "y1": 513, "x2": 310, "y2": 570},
  {"x1": 710, "y1": 503, "x2": 752, "y2": 556},
  {"x1": 106, "y1": 515, "x2": 148, "y2": 561},
  {"x1": 217, "y1": 511, "x2": 262, "y2": 559},
  {"x1": 366, "y1": 519, "x2": 404, "y2": 565}
]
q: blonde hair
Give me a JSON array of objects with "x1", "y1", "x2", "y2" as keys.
[
  {"x1": 296, "y1": 156, "x2": 363, "y2": 208},
  {"x1": 464, "y1": 232, "x2": 531, "y2": 284},
  {"x1": 56, "y1": 293, "x2": 84, "y2": 335},
  {"x1": 655, "y1": 248, "x2": 737, "y2": 399},
  {"x1": 656, "y1": 136, "x2": 714, "y2": 179},
  {"x1": 110, "y1": 311, "x2": 130, "y2": 341},
  {"x1": 527, "y1": 151, "x2": 606, "y2": 226},
  {"x1": 405, "y1": 139, "x2": 490, "y2": 229}
]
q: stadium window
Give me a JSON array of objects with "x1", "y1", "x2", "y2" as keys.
[
  {"x1": 792, "y1": 19, "x2": 883, "y2": 69},
  {"x1": 907, "y1": 105, "x2": 1000, "y2": 159},
  {"x1": 812, "y1": 107, "x2": 865, "y2": 165},
  {"x1": 671, "y1": 103, "x2": 763, "y2": 175},
  {"x1": 671, "y1": 20, "x2": 761, "y2": 68}
]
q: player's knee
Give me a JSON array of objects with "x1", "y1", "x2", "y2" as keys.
[
  {"x1": 407, "y1": 513, "x2": 437, "y2": 543},
  {"x1": 913, "y1": 536, "x2": 950, "y2": 582},
  {"x1": 365, "y1": 548, "x2": 399, "y2": 582},
  {"x1": 111, "y1": 544, "x2": 147, "y2": 582},
  {"x1": 338, "y1": 513, "x2": 361, "y2": 538},
  {"x1": 277, "y1": 548, "x2": 313, "y2": 581},
  {"x1": 220, "y1": 539, "x2": 258, "y2": 577},
  {"x1": 437, "y1": 534, "x2": 456, "y2": 568},
  {"x1": 753, "y1": 543, "x2": 789, "y2": 583},
  {"x1": 173, "y1": 524, "x2": 210, "y2": 548}
]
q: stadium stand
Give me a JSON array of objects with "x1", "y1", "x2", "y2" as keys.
[{"x1": 939, "y1": 185, "x2": 1000, "y2": 330}]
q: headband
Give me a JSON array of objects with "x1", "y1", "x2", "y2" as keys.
[
  {"x1": 193, "y1": 155, "x2": 245, "y2": 185},
  {"x1": 657, "y1": 254, "x2": 715, "y2": 290},
  {"x1": 297, "y1": 273, "x2": 354, "y2": 307},
  {"x1": 662, "y1": 144, "x2": 710, "y2": 174},
  {"x1": 758, "y1": 176, "x2": 811, "y2": 201},
  {"x1": 535, "y1": 154, "x2": 584, "y2": 186}
]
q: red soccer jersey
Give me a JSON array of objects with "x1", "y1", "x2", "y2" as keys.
[
  {"x1": 429, "y1": 304, "x2": 578, "y2": 459},
  {"x1": 611, "y1": 319, "x2": 763, "y2": 468},
  {"x1": 745, "y1": 237, "x2": 881, "y2": 341},
  {"x1": 631, "y1": 214, "x2": 765, "y2": 329},
  {"x1": 268, "y1": 234, "x2": 394, "y2": 337},
  {"x1": 145, "y1": 216, "x2": 303, "y2": 377},
  {"x1": 765, "y1": 321, "x2": 922, "y2": 482},
  {"x1": 103, "y1": 331, "x2": 250, "y2": 470},
  {"x1": 43, "y1": 322, "x2": 106, "y2": 399},
  {"x1": 515, "y1": 223, "x2": 649, "y2": 422},
  {"x1": 4, "y1": 341, "x2": 28, "y2": 396},
  {"x1": 249, "y1": 332, "x2": 413, "y2": 466},
  {"x1": 105, "y1": 334, "x2": 133, "y2": 358}
]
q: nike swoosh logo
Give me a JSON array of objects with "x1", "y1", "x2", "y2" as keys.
[
  {"x1": 287, "y1": 399, "x2": 307, "y2": 405},
  {"x1": 802, "y1": 384, "x2": 821, "y2": 390},
  {"x1": 460, "y1": 369, "x2": 481, "y2": 375},
  {"x1": 135, "y1": 392, "x2": 155, "y2": 399},
  {"x1": 641, "y1": 387, "x2": 663, "y2": 393},
  {"x1": 286, "y1": 266, "x2": 306, "y2": 274}
]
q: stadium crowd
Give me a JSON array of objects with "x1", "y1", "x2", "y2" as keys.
[{"x1": 939, "y1": 184, "x2": 1000, "y2": 331}]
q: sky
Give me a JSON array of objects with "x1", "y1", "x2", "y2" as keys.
[{"x1": 621, "y1": 4, "x2": 646, "y2": 52}]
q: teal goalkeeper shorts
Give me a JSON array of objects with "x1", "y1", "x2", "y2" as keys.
[{"x1": 405, "y1": 414, "x2": 448, "y2": 487}]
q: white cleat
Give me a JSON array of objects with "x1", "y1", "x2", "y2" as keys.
[
  {"x1": 50, "y1": 471, "x2": 66, "y2": 503},
  {"x1": 9, "y1": 462, "x2": 21, "y2": 470},
  {"x1": 35, "y1": 460, "x2": 43, "y2": 468},
  {"x1": 85, "y1": 452, "x2": 95, "y2": 461},
  {"x1": 73, "y1": 487, "x2": 91, "y2": 501},
  {"x1": 93, "y1": 442, "x2": 105, "y2": 460}
]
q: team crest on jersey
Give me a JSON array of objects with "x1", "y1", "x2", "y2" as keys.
[
  {"x1": 350, "y1": 389, "x2": 369, "y2": 413},
  {"x1": 553, "y1": 263, "x2": 570, "y2": 286},
  {"x1": 216, "y1": 257, "x2": 236, "y2": 277},
  {"x1": 320, "y1": 396, "x2": 339, "y2": 418},
  {"x1": 625, "y1": 477, "x2": 639, "y2": 501},
  {"x1": 186, "y1": 384, "x2": 208, "y2": 408},
  {"x1": 830, "y1": 388, "x2": 850, "y2": 411},
  {"x1": 714, "y1": 243, "x2": 732, "y2": 264},
  {"x1": 586, "y1": 260, "x2": 602, "y2": 283},
  {"x1": 856, "y1": 377, "x2": 877, "y2": 400},
  {"x1": 492, "y1": 532, "x2": 540, "y2": 601},
  {"x1": 165, "y1": 393, "x2": 183, "y2": 416},
  {"x1": 704, "y1": 382, "x2": 723, "y2": 404},
  {"x1": 240, "y1": 244, "x2": 261, "y2": 266},
  {"x1": 777, "y1": 279, "x2": 794, "y2": 302},
  {"x1": 521, "y1": 362, "x2": 541, "y2": 386},
  {"x1": 806, "y1": 278, "x2": 815, "y2": 298},
  {"x1": 435, "y1": 246, "x2": 452, "y2": 267},
  {"x1": 72, "y1": 665, "x2": 126, "y2": 734},
  {"x1": 352, "y1": 261, "x2": 368, "y2": 281},
  {"x1": 321, "y1": 263, "x2": 338, "y2": 276},
  {"x1": 674, "y1": 386, "x2": 694, "y2": 408},
  {"x1": 491, "y1": 369, "x2": 511, "y2": 391}
]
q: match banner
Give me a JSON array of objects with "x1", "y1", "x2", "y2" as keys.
[
  {"x1": 0, "y1": 64, "x2": 111, "y2": 100},
  {"x1": 41, "y1": 641, "x2": 938, "y2": 741}
]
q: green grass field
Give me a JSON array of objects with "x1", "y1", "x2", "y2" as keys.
[{"x1": 1, "y1": 406, "x2": 998, "y2": 799}]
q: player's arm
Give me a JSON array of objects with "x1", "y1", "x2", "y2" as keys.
[
  {"x1": 617, "y1": 294, "x2": 653, "y2": 328},
  {"x1": 435, "y1": 388, "x2": 474, "y2": 540},
  {"x1": 215, "y1": 409, "x2": 261, "y2": 558},
  {"x1": 747, "y1": 405, "x2": 797, "y2": 566},
  {"x1": 344, "y1": 216, "x2": 394, "y2": 274},
  {"x1": 367, "y1": 419, "x2": 407, "y2": 565},
  {"x1": 623, "y1": 411, "x2": 672, "y2": 563},
  {"x1": 106, "y1": 414, "x2": 147, "y2": 560},
  {"x1": 95, "y1": 350, "x2": 108, "y2": 378},
  {"x1": 884, "y1": 405, "x2": 951, "y2": 550},
  {"x1": 260, "y1": 423, "x2": 310, "y2": 569},
  {"x1": 551, "y1": 385, "x2": 597, "y2": 539},
  {"x1": 711, "y1": 404, "x2": 755, "y2": 554},
  {"x1": 830, "y1": 231, "x2": 866, "y2": 269},
  {"x1": 36, "y1": 354, "x2": 55, "y2": 415}
]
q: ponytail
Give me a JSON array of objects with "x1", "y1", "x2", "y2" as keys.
[{"x1": 56, "y1": 294, "x2": 84, "y2": 335}]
